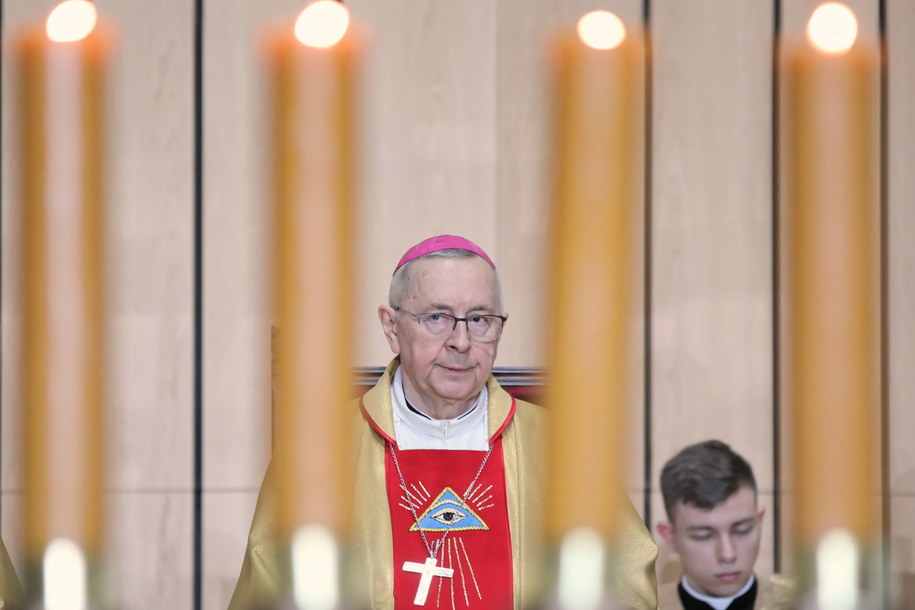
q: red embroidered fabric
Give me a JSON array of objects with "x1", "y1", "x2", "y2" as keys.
[{"x1": 385, "y1": 439, "x2": 514, "y2": 609}]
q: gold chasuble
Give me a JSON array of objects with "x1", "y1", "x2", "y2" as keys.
[
  {"x1": 229, "y1": 359, "x2": 658, "y2": 609},
  {"x1": 0, "y1": 537, "x2": 21, "y2": 608}
]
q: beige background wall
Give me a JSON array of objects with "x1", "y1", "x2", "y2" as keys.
[{"x1": 1, "y1": 0, "x2": 912, "y2": 608}]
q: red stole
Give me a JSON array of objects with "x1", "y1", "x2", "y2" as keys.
[{"x1": 385, "y1": 438, "x2": 513, "y2": 609}]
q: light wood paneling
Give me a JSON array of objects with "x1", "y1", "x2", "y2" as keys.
[
  {"x1": 345, "y1": 0, "x2": 499, "y2": 366},
  {"x1": 100, "y1": 0, "x2": 196, "y2": 491},
  {"x1": 92, "y1": 0, "x2": 197, "y2": 602},
  {"x1": 650, "y1": 0, "x2": 777, "y2": 572},
  {"x1": 887, "y1": 0, "x2": 915, "y2": 604},
  {"x1": 886, "y1": 0, "x2": 915, "y2": 498},
  {"x1": 201, "y1": 3, "x2": 295, "y2": 604},
  {"x1": 202, "y1": 492, "x2": 259, "y2": 610},
  {"x1": 105, "y1": 492, "x2": 194, "y2": 608},
  {"x1": 201, "y1": 0, "x2": 289, "y2": 496},
  {"x1": 2, "y1": 0, "x2": 196, "y2": 599}
]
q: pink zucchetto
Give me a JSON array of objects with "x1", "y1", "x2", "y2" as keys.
[{"x1": 393, "y1": 235, "x2": 496, "y2": 275}]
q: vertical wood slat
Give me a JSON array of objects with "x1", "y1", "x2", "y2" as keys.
[
  {"x1": 199, "y1": 0, "x2": 285, "y2": 605},
  {"x1": 885, "y1": 0, "x2": 915, "y2": 605},
  {"x1": 95, "y1": 0, "x2": 198, "y2": 604},
  {"x1": 346, "y1": 0, "x2": 499, "y2": 367},
  {"x1": 3, "y1": 0, "x2": 197, "y2": 606},
  {"x1": 649, "y1": 0, "x2": 777, "y2": 580}
]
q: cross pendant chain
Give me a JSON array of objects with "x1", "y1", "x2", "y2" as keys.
[
  {"x1": 402, "y1": 557, "x2": 454, "y2": 606},
  {"x1": 390, "y1": 441, "x2": 494, "y2": 606}
]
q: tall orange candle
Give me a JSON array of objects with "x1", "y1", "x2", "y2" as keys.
[
  {"x1": 17, "y1": 0, "x2": 111, "y2": 596},
  {"x1": 265, "y1": 0, "x2": 360, "y2": 603},
  {"x1": 543, "y1": 10, "x2": 644, "y2": 603},
  {"x1": 782, "y1": 0, "x2": 880, "y2": 592}
]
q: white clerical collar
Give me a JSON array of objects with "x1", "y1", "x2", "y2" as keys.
[
  {"x1": 391, "y1": 366, "x2": 489, "y2": 451},
  {"x1": 681, "y1": 573, "x2": 756, "y2": 610}
]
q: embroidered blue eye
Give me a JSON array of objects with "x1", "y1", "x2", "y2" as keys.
[
  {"x1": 430, "y1": 505, "x2": 468, "y2": 526},
  {"x1": 409, "y1": 487, "x2": 490, "y2": 532}
]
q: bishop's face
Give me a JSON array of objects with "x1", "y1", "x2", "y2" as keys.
[
  {"x1": 662, "y1": 486, "x2": 764, "y2": 598},
  {"x1": 379, "y1": 255, "x2": 504, "y2": 420}
]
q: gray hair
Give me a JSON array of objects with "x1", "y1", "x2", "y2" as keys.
[{"x1": 389, "y1": 249, "x2": 504, "y2": 310}]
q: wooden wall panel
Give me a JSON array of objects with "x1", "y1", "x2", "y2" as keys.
[
  {"x1": 102, "y1": 0, "x2": 197, "y2": 485},
  {"x1": 202, "y1": 0, "x2": 282, "y2": 489},
  {"x1": 200, "y1": 0, "x2": 291, "y2": 603},
  {"x1": 107, "y1": 493, "x2": 194, "y2": 607},
  {"x1": 2, "y1": 0, "x2": 196, "y2": 605},
  {"x1": 203, "y1": 492, "x2": 259, "y2": 608},
  {"x1": 346, "y1": 0, "x2": 499, "y2": 367},
  {"x1": 95, "y1": 0, "x2": 197, "y2": 604},
  {"x1": 649, "y1": 0, "x2": 777, "y2": 580},
  {"x1": 887, "y1": 0, "x2": 915, "y2": 605},
  {"x1": 493, "y1": 0, "x2": 553, "y2": 371}
]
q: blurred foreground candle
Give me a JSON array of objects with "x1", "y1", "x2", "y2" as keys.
[
  {"x1": 543, "y1": 10, "x2": 644, "y2": 608},
  {"x1": 17, "y1": 0, "x2": 111, "y2": 604},
  {"x1": 781, "y1": 1, "x2": 880, "y2": 603},
  {"x1": 265, "y1": 1, "x2": 360, "y2": 606}
]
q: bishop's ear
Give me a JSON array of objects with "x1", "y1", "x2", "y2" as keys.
[{"x1": 378, "y1": 305, "x2": 401, "y2": 354}]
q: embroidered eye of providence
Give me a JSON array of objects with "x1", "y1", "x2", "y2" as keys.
[{"x1": 388, "y1": 442, "x2": 495, "y2": 606}]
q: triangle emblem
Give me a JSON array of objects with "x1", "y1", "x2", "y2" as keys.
[{"x1": 409, "y1": 487, "x2": 490, "y2": 532}]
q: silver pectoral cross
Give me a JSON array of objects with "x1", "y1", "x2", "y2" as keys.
[{"x1": 402, "y1": 557, "x2": 454, "y2": 605}]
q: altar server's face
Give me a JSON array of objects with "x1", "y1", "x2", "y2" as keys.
[
  {"x1": 659, "y1": 486, "x2": 764, "y2": 598},
  {"x1": 379, "y1": 255, "x2": 503, "y2": 418}
]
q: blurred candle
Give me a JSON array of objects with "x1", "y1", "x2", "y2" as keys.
[
  {"x1": 17, "y1": 0, "x2": 111, "y2": 579},
  {"x1": 782, "y1": 1, "x2": 880, "y2": 556},
  {"x1": 265, "y1": 0, "x2": 359, "y2": 565},
  {"x1": 544, "y1": 9, "x2": 645, "y2": 550}
]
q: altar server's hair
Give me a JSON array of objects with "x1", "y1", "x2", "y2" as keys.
[{"x1": 660, "y1": 439, "x2": 757, "y2": 520}]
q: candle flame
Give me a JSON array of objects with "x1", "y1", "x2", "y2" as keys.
[
  {"x1": 295, "y1": 1, "x2": 350, "y2": 48},
  {"x1": 577, "y1": 11, "x2": 626, "y2": 50},
  {"x1": 806, "y1": 2, "x2": 858, "y2": 54},
  {"x1": 46, "y1": 0, "x2": 97, "y2": 43}
]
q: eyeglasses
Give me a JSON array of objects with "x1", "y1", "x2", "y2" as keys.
[{"x1": 394, "y1": 307, "x2": 507, "y2": 343}]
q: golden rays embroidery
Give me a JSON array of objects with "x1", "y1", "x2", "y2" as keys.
[{"x1": 401, "y1": 482, "x2": 494, "y2": 607}]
